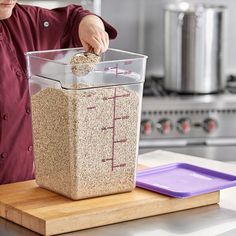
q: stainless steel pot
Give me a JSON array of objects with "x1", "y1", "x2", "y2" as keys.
[{"x1": 164, "y1": 2, "x2": 227, "y2": 94}]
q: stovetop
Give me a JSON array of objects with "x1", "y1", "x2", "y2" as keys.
[
  {"x1": 140, "y1": 75, "x2": 236, "y2": 147},
  {"x1": 143, "y1": 75, "x2": 236, "y2": 97}
]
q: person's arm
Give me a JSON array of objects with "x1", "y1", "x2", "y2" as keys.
[
  {"x1": 18, "y1": 4, "x2": 117, "y2": 51},
  {"x1": 37, "y1": 4, "x2": 117, "y2": 51}
]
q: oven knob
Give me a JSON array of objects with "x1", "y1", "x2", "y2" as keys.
[
  {"x1": 156, "y1": 119, "x2": 173, "y2": 135},
  {"x1": 177, "y1": 118, "x2": 191, "y2": 134},
  {"x1": 141, "y1": 120, "x2": 153, "y2": 135},
  {"x1": 203, "y1": 118, "x2": 217, "y2": 133}
]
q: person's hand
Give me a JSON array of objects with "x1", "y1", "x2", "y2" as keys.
[{"x1": 79, "y1": 15, "x2": 109, "y2": 55}]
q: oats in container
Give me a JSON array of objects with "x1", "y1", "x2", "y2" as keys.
[{"x1": 70, "y1": 52, "x2": 101, "y2": 76}]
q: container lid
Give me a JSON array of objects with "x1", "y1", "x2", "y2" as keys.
[{"x1": 136, "y1": 163, "x2": 236, "y2": 198}]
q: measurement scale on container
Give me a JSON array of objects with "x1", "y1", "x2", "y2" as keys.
[
  {"x1": 86, "y1": 61, "x2": 136, "y2": 171},
  {"x1": 103, "y1": 62, "x2": 133, "y2": 78},
  {"x1": 101, "y1": 87, "x2": 130, "y2": 170}
]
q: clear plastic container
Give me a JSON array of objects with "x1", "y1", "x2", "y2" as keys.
[{"x1": 26, "y1": 48, "x2": 147, "y2": 200}]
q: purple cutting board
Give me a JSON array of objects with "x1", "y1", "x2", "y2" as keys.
[{"x1": 136, "y1": 163, "x2": 236, "y2": 198}]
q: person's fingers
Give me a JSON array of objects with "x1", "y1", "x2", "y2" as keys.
[
  {"x1": 89, "y1": 36, "x2": 103, "y2": 55},
  {"x1": 99, "y1": 32, "x2": 109, "y2": 53},
  {"x1": 95, "y1": 32, "x2": 109, "y2": 54},
  {"x1": 88, "y1": 46, "x2": 93, "y2": 53},
  {"x1": 81, "y1": 40, "x2": 90, "y2": 52},
  {"x1": 80, "y1": 26, "x2": 110, "y2": 54},
  {"x1": 81, "y1": 37, "x2": 99, "y2": 54},
  {"x1": 104, "y1": 32, "x2": 109, "y2": 52},
  {"x1": 94, "y1": 45, "x2": 102, "y2": 55}
]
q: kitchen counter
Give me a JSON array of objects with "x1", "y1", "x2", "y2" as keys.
[
  {"x1": 140, "y1": 145, "x2": 236, "y2": 163},
  {"x1": 1, "y1": 150, "x2": 236, "y2": 236}
]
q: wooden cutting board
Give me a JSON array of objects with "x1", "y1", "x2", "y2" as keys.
[{"x1": 0, "y1": 179, "x2": 219, "y2": 236}]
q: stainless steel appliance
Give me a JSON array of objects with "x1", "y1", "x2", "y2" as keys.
[
  {"x1": 164, "y1": 2, "x2": 227, "y2": 94},
  {"x1": 139, "y1": 77, "x2": 236, "y2": 163}
]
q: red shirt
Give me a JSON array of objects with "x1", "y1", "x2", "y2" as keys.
[{"x1": 0, "y1": 3, "x2": 117, "y2": 184}]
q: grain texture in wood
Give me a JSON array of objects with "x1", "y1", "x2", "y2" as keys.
[{"x1": 0, "y1": 180, "x2": 219, "y2": 236}]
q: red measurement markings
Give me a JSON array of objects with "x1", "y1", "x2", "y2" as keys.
[
  {"x1": 116, "y1": 70, "x2": 132, "y2": 76},
  {"x1": 111, "y1": 88, "x2": 117, "y2": 171},
  {"x1": 101, "y1": 88, "x2": 131, "y2": 171},
  {"x1": 101, "y1": 126, "x2": 113, "y2": 131},
  {"x1": 104, "y1": 65, "x2": 118, "y2": 71},
  {"x1": 102, "y1": 158, "x2": 126, "y2": 168},
  {"x1": 116, "y1": 93, "x2": 130, "y2": 98},
  {"x1": 86, "y1": 90, "x2": 128, "y2": 170},
  {"x1": 114, "y1": 139, "x2": 127, "y2": 144},
  {"x1": 103, "y1": 93, "x2": 130, "y2": 101},
  {"x1": 102, "y1": 158, "x2": 112, "y2": 162},
  {"x1": 104, "y1": 64, "x2": 132, "y2": 78},
  {"x1": 115, "y1": 115, "x2": 129, "y2": 121},
  {"x1": 87, "y1": 106, "x2": 96, "y2": 110},
  {"x1": 124, "y1": 60, "x2": 132, "y2": 65},
  {"x1": 104, "y1": 64, "x2": 119, "y2": 78},
  {"x1": 113, "y1": 163, "x2": 126, "y2": 168}
]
